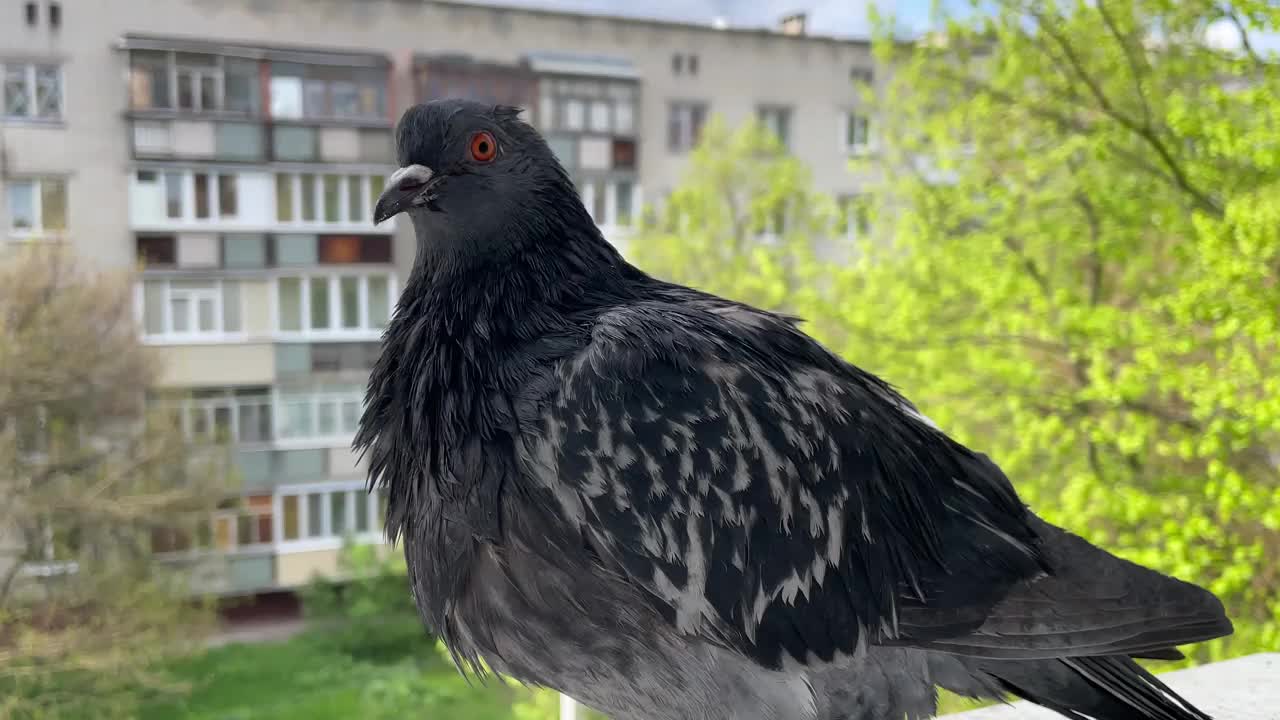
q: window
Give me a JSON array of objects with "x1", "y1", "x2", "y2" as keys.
[
  {"x1": 22, "y1": 517, "x2": 82, "y2": 574},
  {"x1": 164, "y1": 171, "x2": 183, "y2": 218},
  {"x1": 589, "y1": 100, "x2": 610, "y2": 133},
  {"x1": 300, "y1": 174, "x2": 317, "y2": 221},
  {"x1": 194, "y1": 173, "x2": 210, "y2": 219},
  {"x1": 615, "y1": 182, "x2": 634, "y2": 227},
  {"x1": 688, "y1": 55, "x2": 699, "y2": 76},
  {"x1": 136, "y1": 234, "x2": 176, "y2": 266},
  {"x1": 270, "y1": 66, "x2": 387, "y2": 121},
  {"x1": 48, "y1": 2, "x2": 62, "y2": 29},
  {"x1": 306, "y1": 494, "x2": 324, "y2": 538},
  {"x1": 203, "y1": 491, "x2": 271, "y2": 548},
  {"x1": 323, "y1": 175, "x2": 342, "y2": 223},
  {"x1": 843, "y1": 112, "x2": 871, "y2": 155},
  {"x1": 269, "y1": 76, "x2": 303, "y2": 119},
  {"x1": 667, "y1": 102, "x2": 707, "y2": 153},
  {"x1": 366, "y1": 276, "x2": 390, "y2": 328},
  {"x1": 320, "y1": 235, "x2": 360, "y2": 263},
  {"x1": 276, "y1": 174, "x2": 294, "y2": 222},
  {"x1": 6, "y1": 178, "x2": 66, "y2": 237},
  {"x1": 310, "y1": 342, "x2": 380, "y2": 373},
  {"x1": 614, "y1": 101, "x2": 635, "y2": 135},
  {"x1": 304, "y1": 79, "x2": 328, "y2": 118},
  {"x1": 309, "y1": 276, "x2": 330, "y2": 329},
  {"x1": 591, "y1": 183, "x2": 606, "y2": 224},
  {"x1": 128, "y1": 52, "x2": 259, "y2": 114},
  {"x1": 851, "y1": 67, "x2": 874, "y2": 86},
  {"x1": 277, "y1": 484, "x2": 382, "y2": 548},
  {"x1": 176, "y1": 54, "x2": 222, "y2": 113},
  {"x1": 275, "y1": 173, "x2": 386, "y2": 227},
  {"x1": 672, "y1": 54, "x2": 683, "y2": 75},
  {"x1": 838, "y1": 194, "x2": 872, "y2": 239},
  {"x1": 151, "y1": 517, "x2": 212, "y2": 554},
  {"x1": 339, "y1": 276, "x2": 361, "y2": 329},
  {"x1": 218, "y1": 175, "x2": 238, "y2": 217},
  {"x1": 173, "y1": 388, "x2": 273, "y2": 444},
  {"x1": 757, "y1": 105, "x2": 792, "y2": 150},
  {"x1": 233, "y1": 494, "x2": 274, "y2": 548},
  {"x1": 612, "y1": 139, "x2": 637, "y2": 170},
  {"x1": 24, "y1": 1, "x2": 36, "y2": 25},
  {"x1": 563, "y1": 98, "x2": 585, "y2": 131},
  {"x1": 332, "y1": 82, "x2": 359, "y2": 118},
  {"x1": 277, "y1": 277, "x2": 302, "y2": 331},
  {"x1": 3, "y1": 62, "x2": 62, "y2": 120},
  {"x1": 139, "y1": 279, "x2": 243, "y2": 339},
  {"x1": 224, "y1": 59, "x2": 259, "y2": 114},
  {"x1": 275, "y1": 272, "x2": 394, "y2": 335},
  {"x1": 130, "y1": 51, "x2": 171, "y2": 110},
  {"x1": 282, "y1": 495, "x2": 301, "y2": 540},
  {"x1": 347, "y1": 174, "x2": 365, "y2": 223},
  {"x1": 146, "y1": 170, "x2": 238, "y2": 222},
  {"x1": 276, "y1": 390, "x2": 364, "y2": 442}
]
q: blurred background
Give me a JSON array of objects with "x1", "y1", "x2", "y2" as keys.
[{"x1": 1, "y1": 0, "x2": 1277, "y2": 718}]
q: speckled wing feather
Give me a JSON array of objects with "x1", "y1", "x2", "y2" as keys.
[{"x1": 514, "y1": 300, "x2": 1047, "y2": 668}]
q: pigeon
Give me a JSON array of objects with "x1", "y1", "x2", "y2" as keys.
[{"x1": 358, "y1": 99, "x2": 1233, "y2": 720}]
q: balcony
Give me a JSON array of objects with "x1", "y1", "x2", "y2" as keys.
[
  {"x1": 119, "y1": 35, "x2": 394, "y2": 164},
  {"x1": 155, "y1": 549, "x2": 276, "y2": 596},
  {"x1": 171, "y1": 387, "x2": 365, "y2": 452}
]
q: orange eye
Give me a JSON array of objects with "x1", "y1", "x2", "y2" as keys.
[{"x1": 469, "y1": 131, "x2": 497, "y2": 162}]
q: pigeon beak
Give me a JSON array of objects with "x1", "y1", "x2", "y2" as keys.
[{"x1": 374, "y1": 164, "x2": 437, "y2": 225}]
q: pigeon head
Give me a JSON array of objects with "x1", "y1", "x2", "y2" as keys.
[{"x1": 374, "y1": 99, "x2": 579, "y2": 261}]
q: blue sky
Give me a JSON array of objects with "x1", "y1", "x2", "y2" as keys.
[
  {"x1": 456, "y1": 0, "x2": 1280, "y2": 51},
  {"x1": 454, "y1": 0, "x2": 942, "y2": 38}
]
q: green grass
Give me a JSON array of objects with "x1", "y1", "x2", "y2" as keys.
[{"x1": 138, "y1": 616, "x2": 530, "y2": 720}]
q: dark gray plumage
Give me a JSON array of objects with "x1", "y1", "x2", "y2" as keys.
[{"x1": 358, "y1": 99, "x2": 1233, "y2": 720}]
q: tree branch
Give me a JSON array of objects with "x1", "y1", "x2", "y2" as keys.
[
  {"x1": 1073, "y1": 191, "x2": 1106, "y2": 305},
  {"x1": 1001, "y1": 235, "x2": 1052, "y2": 296},
  {"x1": 1096, "y1": 0, "x2": 1154, "y2": 129},
  {"x1": 1033, "y1": 9, "x2": 1223, "y2": 216}
]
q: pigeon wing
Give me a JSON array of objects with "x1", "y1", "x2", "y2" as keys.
[{"x1": 514, "y1": 301, "x2": 1047, "y2": 668}]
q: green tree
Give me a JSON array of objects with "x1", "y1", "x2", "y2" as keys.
[
  {"x1": 631, "y1": 116, "x2": 839, "y2": 313},
  {"x1": 631, "y1": 0, "x2": 1280, "y2": 664},
  {"x1": 0, "y1": 247, "x2": 227, "y2": 719}
]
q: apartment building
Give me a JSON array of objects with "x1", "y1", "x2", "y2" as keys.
[{"x1": 1, "y1": 0, "x2": 878, "y2": 598}]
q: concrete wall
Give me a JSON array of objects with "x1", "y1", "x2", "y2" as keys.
[
  {"x1": 152, "y1": 343, "x2": 275, "y2": 387},
  {"x1": 4, "y1": 0, "x2": 878, "y2": 277},
  {"x1": 275, "y1": 547, "x2": 341, "y2": 587}
]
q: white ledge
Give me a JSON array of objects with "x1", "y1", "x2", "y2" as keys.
[{"x1": 944, "y1": 653, "x2": 1280, "y2": 719}]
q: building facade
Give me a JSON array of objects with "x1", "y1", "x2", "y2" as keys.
[{"x1": 1, "y1": 0, "x2": 878, "y2": 597}]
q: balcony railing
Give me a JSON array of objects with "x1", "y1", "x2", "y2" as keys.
[{"x1": 171, "y1": 390, "x2": 363, "y2": 448}]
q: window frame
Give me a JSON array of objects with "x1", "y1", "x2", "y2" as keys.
[
  {"x1": 2, "y1": 61, "x2": 63, "y2": 121},
  {"x1": 173, "y1": 389, "x2": 274, "y2": 446},
  {"x1": 838, "y1": 193, "x2": 873, "y2": 241},
  {"x1": 272, "y1": 389, "x2": 365, "y2": 447},
  {"x1": 756, "y1": 104, "x2": 793, "y2": 150},
  {"x1": 274, "y1": 172, "x2": 385, "y2": 229},
  {"x1": 268, "y1": 67, "x2": 388, "y2": 122},
  {"x1": 128, "y1": 51, "x2": 258, "y2": 116},
  {"x1": 272, "y1": 271, "x2": 397, "y2": 340},
  {"x1": 134, "y1": 168, "x2": 241, "y2": 226},
  {"x1": 275, "y1": 481, "x2": 385, "y2": 553},
  {"x1": 5, "y1": 176, "x2": 68, "y2": 239},
  {"x1": 842, "y1": 111, "x2": 873, "y2": 156},
  {"x1": 19, "y1": 519, "x2": 81, "y2": 578},
  {"x1": 137, "y1": 278, "x2": 247, "y2": 344},
  {"x1": 667, "y1": 101, "x2": 707, "y2": 153}
]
